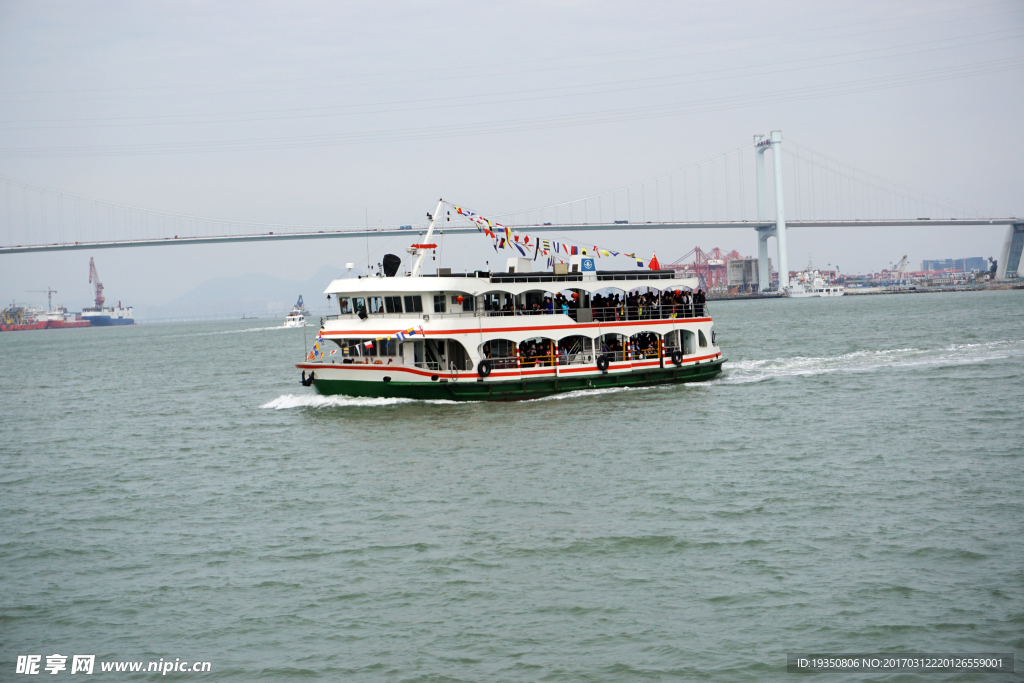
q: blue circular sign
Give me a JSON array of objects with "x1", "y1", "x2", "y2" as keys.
[{"x1": 581, "y1": 258, "x2": 595, "y2": 271}]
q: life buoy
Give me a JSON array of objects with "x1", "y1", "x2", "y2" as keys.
[
  {"x1": 477, "y1": 359, "x2": 492, "y2": 378},
  {"x1": 596, "y1": 354, "x2": 610, "y2": 372},
  {"x1": 671, "y1": 350, "x2": 683, "y2": 366}
]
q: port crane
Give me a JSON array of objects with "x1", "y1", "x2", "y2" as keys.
[
  {"x1": 27, "y1": 287, "x2": 58, "y2": 312},
  {"x1": 887, "y1": 255, "x2": 909, "y2": 283},
  {"x1": 89, "y1": 257, "x2": 105, "y2": 308}
]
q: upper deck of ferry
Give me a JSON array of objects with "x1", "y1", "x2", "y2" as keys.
[{"x1": 322, "y1": 266, "x2": 705, "y2": 323}]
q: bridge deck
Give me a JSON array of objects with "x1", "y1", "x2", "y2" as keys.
[{"x1": 1, "y1": 218, "x2": 1018, "y2": 254}]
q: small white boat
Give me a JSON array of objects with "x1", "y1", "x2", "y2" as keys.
[
  {"x1": 785, "y1": 259, "x2": 845, "y2": 298},
  {"x1": 284, "y1": 295, "x2": 309, "y2": 327}
]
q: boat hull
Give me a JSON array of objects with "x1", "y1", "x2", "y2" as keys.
[
  {"x1": 307, "y1": 358, "x2": 725, "y2": 401},
  {"x1": 0, "y1": 322, "x2": 47, "y2": 332},
  {"x1": 83, "y1": 316, "x2": 134, "y2": 326}
]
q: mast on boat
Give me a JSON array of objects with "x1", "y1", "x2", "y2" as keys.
[{"x1": 409, "y1": 199, "x2": 445, "y2": 277}]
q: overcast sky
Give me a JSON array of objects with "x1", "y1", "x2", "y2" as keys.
[{"x1": 1, "y1": 0, "x2": 1021, "y2": 310}]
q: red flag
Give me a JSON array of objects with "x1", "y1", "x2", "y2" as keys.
[{"x1": 649, "y1": 253, "x2": 661, "y2": 270}]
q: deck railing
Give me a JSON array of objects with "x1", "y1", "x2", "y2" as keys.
[{"x1": 323, "y1": 303, "x2": 710, "y2": 323}]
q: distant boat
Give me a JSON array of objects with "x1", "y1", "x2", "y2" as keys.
[
  {"x1": 784, "y1": 258, "x2": 845, "y2": 298},
  {"x1": 241, "y1": 314, "x2": 259, "y2": 320},
  {"x1": 284, "y1": 295, "x2": 308, "y2": 327}
]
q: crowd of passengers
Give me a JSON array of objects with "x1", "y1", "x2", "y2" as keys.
[
  {"x1": 482, "y1": 332, "x2": 665, "y2": 368},
  {"x1": 482, "y1": 289, "x2": 706, "y2": 319}
]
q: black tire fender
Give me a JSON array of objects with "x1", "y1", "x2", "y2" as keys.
[
  {"x1": 477, "y1": 359, "x2": 492, "y2": 378},
  {"x1": 596, "y1": 354, "x2": 610, "y2": 372},
  {"x1": 671, "y1": 350, "x2": 683, "y2": 366}
]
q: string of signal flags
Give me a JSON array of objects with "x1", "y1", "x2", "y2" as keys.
[{"x1": 446, "y1": 202, "x2": 661, "y2": 271}]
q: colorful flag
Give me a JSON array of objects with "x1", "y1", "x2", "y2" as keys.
[
  {"x1": 329, "y1": 349, "x2": 337, "y2": 356},
  {"x1": 364, "y1": 340, "x2": 373, "y2": 349},
  {"x1": 599, "y1": 249, "x2": 611, "y2": 257},
  {"x1": 649, "y1": 253, "x2": 661, "y2": 270},
  {"x1": 570, "y1": 245, "x2": 579, "y2": 255},
  {"x1": 636, "y1": 257, "x2": 645, "y2": 267},
  {"x1": 395, "y1": 331, "x2": 406, "y2": 342},
  {"x1": 417, "y1": 325, "x2": 426, "y2": 337},
  {"x1": 541, "y1": 239, "x2": 551, "y2": 250}
]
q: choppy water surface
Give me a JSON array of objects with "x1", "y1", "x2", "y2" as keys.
[{"x1": 2, "y1": 291, "x2": 1023, "y2": 681}]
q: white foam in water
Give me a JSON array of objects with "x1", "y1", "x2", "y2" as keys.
[
  {"x1": 717, "y1": 340, "x2": 1024, "y2": 385},
  {"x1": 261, "y1": 394, "x2": 463, "y2": 409},
  {"x1": 200, "y1": 325, "x2": 296, "y2": 336},
  {"x1": 529, "y1": 384, "x2": 662, "y2": 402}
]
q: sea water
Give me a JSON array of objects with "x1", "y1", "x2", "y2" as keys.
[{"x1": 2, "y1": 291, "x2": 1022, "y2": 681}]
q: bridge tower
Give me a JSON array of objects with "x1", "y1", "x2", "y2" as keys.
[
  {"x1": 754, "y1": 130, "x2": 789, "y2": 292},
  {"x1": 996, "y1": 223, "x2": 1024, "y2": 279}
]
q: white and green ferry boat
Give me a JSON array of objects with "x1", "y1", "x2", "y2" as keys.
[{"x1": 296, "y1": 203, "x2": 725, "y2": 401}]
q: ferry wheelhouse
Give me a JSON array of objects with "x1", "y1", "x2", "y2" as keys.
[{"x1": 295, "y1": 204, "x2": 725, "y2": 401}]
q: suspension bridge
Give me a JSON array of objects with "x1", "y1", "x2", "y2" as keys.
[{"x1": 1, "y1": 132, "x2": 1021, "y2": 286}]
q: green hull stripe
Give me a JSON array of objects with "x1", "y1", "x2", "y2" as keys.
[{"x1": 311, "y1": 359, "x2": 725, "y2": 401}]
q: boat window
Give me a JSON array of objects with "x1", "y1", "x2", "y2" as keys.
[
  {"x1": 384, "y1": 296, "x2": 403, "y2": 314},
  {"x1": 377, "y1": 337, "x2": 401, "y2": 356},
  {"x1": 519, "y1": 337, "x2": 558, "y2": 367},
  {"x1": 369, "y1": 297, "x2": 384, "y2": 314},
  {"x1": 698, "y1": 329, "x2": 708, "y2": 348},
  {"x1": 403, "y1": 295, "x2": 423, "y2": 313},
  {"x1": 630, "y1": 332, "x2": 661, "y2": 359},
  {"x1": 338, "y1": 298, "x2": 352, "y2": 315},
  {"x1": 597, "y1": 333, "x2": 628, "y2": 362},
  {"x1": 433, "y1": 295, "x2": 446, "y2": 313},
  {"x1": 681, "y1": 330, "x2": 696, "y2": 355},
  {"x1": 353, "y1": 298, "x2": 366, "y2": 316},
  {"x1": 557, "y1": 335, "x2": 593, "y2": 365},
  {"x1": 450, "y1": 293, "x2": 474, "y2": 311}
]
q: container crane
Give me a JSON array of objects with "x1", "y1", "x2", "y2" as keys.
[{"x1": 89, "y1": 257, "x2": 105, "y2": 309}]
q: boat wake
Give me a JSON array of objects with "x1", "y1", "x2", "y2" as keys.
[
  {"x1": 201, "y1": 326, "x2": 296, "y2": 336},
  {"x1": 718, "y1": 340, "x2": 1023, "y2": 385},
  {"x1": 260, "y1": 394, "x2": 462, "y2": 409}
]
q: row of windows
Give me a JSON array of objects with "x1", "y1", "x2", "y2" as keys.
[{"x1": 338, "y1": 293, "x2": 476, "y2": 315}]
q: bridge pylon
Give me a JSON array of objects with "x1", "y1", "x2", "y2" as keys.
[
  {"x1": 996, "y1": 224, "x2": 1024, "y2": 279},
  {"x1": 754, "y1": 130, "x2": 789, "y2": 292}
]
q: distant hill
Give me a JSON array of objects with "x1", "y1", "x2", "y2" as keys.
[{"x1": 138, "y1": 265, "x2": 347, "y2": 320}]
